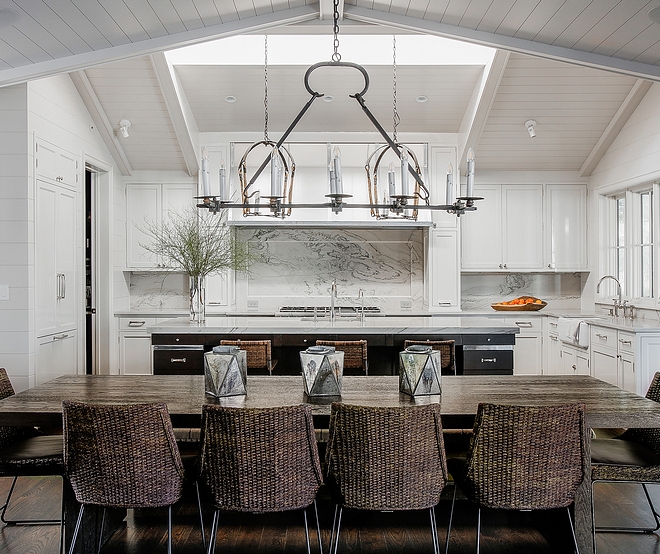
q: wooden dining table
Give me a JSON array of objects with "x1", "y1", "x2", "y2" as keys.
[{"x1": 2, "y1": 373, "x2": 660, "y2": 554}]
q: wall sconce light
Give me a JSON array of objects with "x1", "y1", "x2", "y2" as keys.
[
  {"x1": 525, "y1": 119, "x2": 537, "y2": 138},
  {"x1": 118, "y1": 119, "x2": 131, "y2": 138}
]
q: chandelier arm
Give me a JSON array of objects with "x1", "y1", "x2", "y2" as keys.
[
  {"x1": 247, "y1": 93, "x2": 321, "y2": 187},
  {"x1": 351, "y1": 93, "x2": 424, "y2": 189}
]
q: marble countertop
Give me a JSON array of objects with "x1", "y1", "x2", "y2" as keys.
[{"x1": 147, "y1": 315, "x2": 521, "y2": 335}]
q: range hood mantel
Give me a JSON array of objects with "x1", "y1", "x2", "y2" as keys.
[{"x1": 227, "y1": 220, "x2": 434, "y2": 229}]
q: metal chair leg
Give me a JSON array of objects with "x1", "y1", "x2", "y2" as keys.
[
  {"x1": 167, "y1": 505, "x2": 173, "y2": 554},
  {"x1": 313, "y1": 499, "x2": 323, "y2": 554},
  {"x1": 566, "y1": 506, "x2": 580, "y2": 554},
  {"x1": 196, "y1": 481, "x2": 206, "y2": 551},
  {"x1": 429, "y1": 506, "x2": 439, "y2": 554},
  {"x1": 207, "y1": 509, "x2": 220, "y2": 554},
  {"x1": 96, "y1": 507, "x2": 106, "y2": 554},
  {"x1": 0, "y1": 475, "x2": 61, "y2": 525},
  {"x1": 67, "y1": 504, "x2": 85, "y2": 554},
  {"x1": 331, "y1": 505, "x2": 343, "y2": 554},
  {"x1": 476, "y1": 507, "x2": 481, "y2": 554},
  {"x1": 445, "y1": 483, "x2": 457, "y2": 554}
]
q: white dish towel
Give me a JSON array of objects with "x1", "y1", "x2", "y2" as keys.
[{"x1": 557, "y1": 318, "x2": 590, "y2": 348}]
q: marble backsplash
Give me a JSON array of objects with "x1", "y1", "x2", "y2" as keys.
[
  {"x1": 461, "y1": 273, "x2": 584, "y2": 311},
  {"x1": 129, "y1": 273, "x2": 189, "y2": 311}
]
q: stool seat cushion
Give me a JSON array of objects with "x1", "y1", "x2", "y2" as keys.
[{"x1": 0, "y1": 435, "x2": 63, "y2": 474}]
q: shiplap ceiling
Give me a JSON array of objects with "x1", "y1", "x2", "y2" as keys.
[{"x1": 1, "y1": 0, "x2": 660, "y2": 175}]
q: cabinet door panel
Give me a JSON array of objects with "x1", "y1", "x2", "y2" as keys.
[
  {"x1": 126, "y1": 185, "x2": 160, "y2": 269},
  {"x1": 36, "y1": 182, "x2": 58, "y2": 336},
  {"x1": 120, "y1": 334, "x2": 153, "y2": 375},
  {"x1": 619, "y1": 354, "x2": 635, "y2": 393},
  {"x1": 36, "y1": 331, "x2": 77, "y2": 385},
  {"x1": 431, "y1": 230, "x2": 459, "y2": 309},
  {"x1": 461, "y1": 185, "x2": 501, "y2": 270},
  {"x1": 593, "y1": 349, "x2": 618, "y2": 386},
  {"x1": 502, "y1": 185, "x2": 543, "y2": 270},
  {"x1": 56, "y1": 187, "x2": 77, "y2": 331},
  {"x1": 545, "y1": 185, "x2": 587, "y2": 271},
  {"x1": 513, "y1": 334, "x2": 542, "y2": 375}
]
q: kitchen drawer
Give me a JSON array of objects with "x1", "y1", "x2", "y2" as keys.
[
  {"x1": 617, "y1": 332, "x2": 635, "y2": 355},
  {"x1": 152, "y1": 334, "x2": 207, "y2": 346},
  {"x1": 504, "y1": 316, "x2": 542, "y2": 332},
  {"x1": 462, "y1": 334, "x2": 515, "y2": 346},
  {"x1": 591, "y1": 326, "x2": 617, "y2": 350},
  {"x1": 463, "y1": 345, "x2": 514, "y2": 372},
  {"x1": 119, "y1": 317, "x2": 157, "y2": 330},
  {"x1": 547, "y1": 317, "x2": 559, "y2": 335},
  {"x1": 153, "y1": 345, "x2": 204, "y2": 375},
  {"x1": 278, "y1": 334, "x2": 388, "y2": 347}
]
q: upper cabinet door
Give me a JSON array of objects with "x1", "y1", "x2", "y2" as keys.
[
  {"x1": 35, "y1": 138, "x2": 79, "y2": 189},
  {"x1": 545, "y1": 184, "x2": 587, "y2": 271},
  {"x1": 502, "y1": 185, "x2": 544, "y2": 270},
  {"x1": 461, "y1": 184, "x2": 503, "y2": 270}
]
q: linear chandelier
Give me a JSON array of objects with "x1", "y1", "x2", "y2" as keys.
[{"x1": 197, "y1": 1, "x2": 481, "y2": 220}]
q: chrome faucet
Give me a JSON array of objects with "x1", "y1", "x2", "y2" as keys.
[
  {"x1": 596, "y1": 275, "x2": 622, "y2": 316},
  {"x1": 330, "y1": 279, "x2": 337, "y2": 322}
]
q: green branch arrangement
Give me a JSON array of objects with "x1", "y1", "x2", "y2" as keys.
[{"x1": 139, "y1": 206, "x2": 252, "y2": 278}]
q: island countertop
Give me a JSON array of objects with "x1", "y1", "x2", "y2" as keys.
[{"x1": 147, "y1": 315, "x2": 520, "y2": 335}]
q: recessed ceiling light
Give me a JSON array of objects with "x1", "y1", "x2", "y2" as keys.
[
  {"x1": 0, "y1": 8, "x2": 19, "y2": 29},
  {"x1": 649, "y1": 6, "x2": 660, "y2": 24},
  {"x1": 323, "y1": 95, "x2": 335, "y2": 103},
  {"x1": 416, "y1": 95, "x2": 428, "y2": 103},
  {"x1": 224, "y1": 96, "x2": 237, "y2": 103}
]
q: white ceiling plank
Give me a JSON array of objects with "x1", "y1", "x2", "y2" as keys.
[
  {"x1": 41, "y1": 0, "x2": 115, "y2": 51},
  {"x1": 343, "y1": 4, "x2": 660, "y2": 81},
  {"x1": 120, "y1": 0, "x2": 169, "y2": 39},
  {"x1": 69, "y1": 70, "x2": 133, "y2": 176},
  {"x1": 232, "y1": 0, "x2": 258, "y2": 19},
  {"x1": 150, "y1": 52, "x2": 199, "y2": 177},
  {"x1": 69, "y1": 0, "x2": 132, "y2": 47},
  {"x1": 170, "y1": 0, "x2": 205, "y2": 30},
  {"x1": 476, "y1": 0, "x2": 518, "y2": 34},
  {"x1": 148, "y1": 1, "x2": 188, "y2": 35},
  {"x1": 0, "y1": 6, "x2": 318, "y2": 87},
  {"x1": 580, "y1": 79, "x2": 653, "y2": 177},
  {"x1": 97, "y1": 0, "x2": 152, "y2": 42}
]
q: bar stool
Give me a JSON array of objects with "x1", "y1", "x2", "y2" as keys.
[
  {"x1": 316, "y1": 340, "x2": 368, "y2": 375},
  {"x1": 219, "y1": 339, "x2": 278, "y2": 375},
  {"x1": 404, "y1": 339, "x2": 456, "y2": 375}
]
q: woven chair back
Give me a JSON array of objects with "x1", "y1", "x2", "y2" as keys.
[
  {"x1": 326, "y1": 402, "x2": 448, "y2": 511},
  {"x1": 316, "y1": 340, "x2": 367, "y2": 370},
  {"x1": 198, "y1": 404, "x2": 323, "y2": 514},
  {"x1": 618, "y1": 372, "x2": 660, "y2": 453},
  {"x1": 219, "y1": 339, "x2": 271, "y2": 369},
  {"x1": 463, "y1": 402, "x2": 586, "y2": 510},
  {"x1": 62, "y1": 401, "x2": 185, "y2": 508},
  {"x1": 403, "y1": 340, "x2": 456, "y2": 372},
  {"x1": 0, "y1": 368, "x2": 32, "y2": 450}
]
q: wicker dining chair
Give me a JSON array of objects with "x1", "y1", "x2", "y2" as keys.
[
  {"x1": 0, "y1": 367, "x2": 64, "y2": 530},
  {"x1": 446, "y1": 402, "x2": 587, "y2": 554},
  {"x1": 219, "y1": 339, "x2": 278, "y2": 375},
  {"x1": 325, "y1": 402, "x2": 448, "y2": 554},
  {"x1": 591, "y1": 371, "x2": 660, "y2": 541},
  {"x1": 404, "y1": 339, "x2": 457, "y2": 375},
  {"x1": 316, "y1": 340, "x2": 368, "y2": 375},
  {"x1": 62, "y1": 401, "x2": 186, "y2": 554},
  {"x1": 197, "y1": 404, "x2": 324, "y2": 554}
]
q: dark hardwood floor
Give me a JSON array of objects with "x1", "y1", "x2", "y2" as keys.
[{"x1": 1, "y1": 476, "x2": 659, "y2": 553}]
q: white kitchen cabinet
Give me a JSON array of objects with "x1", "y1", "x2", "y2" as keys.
[
  {"x1": 544, "y1": 184, "x2": 587, "y2": 271},
  {"x1": 591, "y1": 325, "x2": 621, "y2": 387},
  {"x1": 430, "y1": 229, "x2": 460, "y2": 310},
  {"x1": 36, "y1": 180, "x2": 77, "y2": 337},
  {"x1": 506, "y1": 317, "x2": 542, "y2": 375},
  {"x1": 35, "y1": 138, "x2": 79, "y2": 188},
  {"x1": 126, "y1": 183, "x2": 195, "y2": 269},
  {"x1": 36, "y1": 330, "x2": 77, "y2": 385},
  {"x1": 545, "y1": 317, "x2": 562, "y2": 375},
  {"x1": 560, "y1": 344, "x2": 590, "y2": 376},
  {"x1": 461, "y1": 184, "x2": 543, "y2": 271},
  {"x1": 118, "y1": 317, "x2": 156, "y2": 375}
]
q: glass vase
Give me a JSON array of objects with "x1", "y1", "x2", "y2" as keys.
[{"x1": 189, "y1": 275, "x2": 206, "y2": 323}]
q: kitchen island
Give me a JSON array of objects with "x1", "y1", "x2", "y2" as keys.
[{"x1": 148, "y1": 316, "x2": 519, "y2": 376}]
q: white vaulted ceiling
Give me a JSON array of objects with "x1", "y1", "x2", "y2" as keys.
[{"x1": 1, "y1": 1, "x2": 659, "y2": 176}]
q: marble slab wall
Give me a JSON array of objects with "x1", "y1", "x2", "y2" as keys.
[
  {"x1": 129, "y1": 273, "x2": 189, "y2": 311},
  {"x1": 461, "y1": 273, "x2": 584, "y2": 311}
]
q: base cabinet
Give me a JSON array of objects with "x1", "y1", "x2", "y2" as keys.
[
  {"x1": 36, "y1": 330, "x2": 77, "y2": 385},
  {"x1": 560, "y1": 345, "x2": 590, "y2": 376},
  {"x1": 118, "y1": 318, "x2": 157, "y2": 375},
  {"x1": 506, "y1": 317, "x2": 542, "y2": 375}
]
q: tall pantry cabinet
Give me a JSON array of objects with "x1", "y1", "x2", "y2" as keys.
[{"x1": 34, "y1": 138, "x2": 80, "y2": 385}]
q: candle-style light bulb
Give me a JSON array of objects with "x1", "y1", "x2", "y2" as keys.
[
  {"x1": 466, "y1": 148, "x2": 475, "y2": 198},
  {"x1": 388, "y1": 162, "x2": 396, "y2": 197},
  {"x1": 446, "y1": 162, "x2": 453, "y2": 205},
  {"x1": 270, "y1": 149, "x2": 282, "y2": 198},
  {"x1": 219, "y1": 160, "x2": 227, "y2": 202},
  {"x1": 333, "y1": 146, "x2": 343, "y2": 195},
  {"x1": 201, "y1": 146, "x2": 210, "y2": 197},
  {"x1": 400, "y1": 148, "x2": 409, "y2": 197}
]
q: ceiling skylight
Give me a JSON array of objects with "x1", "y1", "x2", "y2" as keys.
[{"x1": 166, "y1": 35, "x2": 495, "y2": 66}]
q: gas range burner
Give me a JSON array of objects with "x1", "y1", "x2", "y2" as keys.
[{"x1": 279, "y1": 306, "x2": 381, "y2": 316}]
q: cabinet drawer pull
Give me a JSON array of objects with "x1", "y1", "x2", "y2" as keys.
[
  {"x1": 439, "y1": 302, "x2": 452, "y2": 306},
  {"x1": 481, "y1": 358, "x2": 497, "y2": 363},
  {"x1": 53, "y1": 333, "x2": 69, "y2": 341},
  {"x1": 171, "y1": 357, "x2": 187, "y2": 363},
  {"x1": 128, "y1": 321, "x2": 146, "y2": 327},
  {"x1": 595, "y1": 333, "x2": 608, "y2": 340},
  {"x1": 550, "y1": 335, "x2": 558, "y2": 341},
  {"x1": 619, "y1": 339, "x2": 632, "y2": 345},
  {"x1": 549, "y1": 322, "x2": 557, "y2": 327},
  {"x1": 515, "y1": 321, "x2": 533, "y2": 327}
]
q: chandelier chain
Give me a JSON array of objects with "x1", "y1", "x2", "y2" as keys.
[
  {"x1": 264, "y1": 35, "x2": 269, "y2": 142},
  {"x1": 392, "y1": 35, "x2": 400, "y2": 143},
  {"x1": 332, "y1": 0, "x2": 341, "y2": 62}
]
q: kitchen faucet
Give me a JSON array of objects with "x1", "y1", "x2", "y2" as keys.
[
  {"x1": 596, "y1": 275, "x2": 622, "y2": 317},
  {"x1": 330, "y1": 279, "x2": 337, "y2": 322}
]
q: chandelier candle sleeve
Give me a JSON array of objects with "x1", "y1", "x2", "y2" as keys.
[
  {"x1": 446, "y1": 163, "x2": 453, "y2": 205},
  {"x1": 466, "y1": 148, "x2": 475, "y2": 198},
  {"x1": 333, "y1": 147, "x2": 343, "y2": 195},
  {"x1": 388, "y1": 162, "x2": 396, "y2": 197},
  {"x1": 400, "y1": 148, "x2": 409, "y2": 197},
  {"x1": 218, "y1": 162, "x2": 227, "y2": 202},
  {"x1": 201, "y1": 147, "x2": 210, "y2": 197},
  {"x1": 270, "y1": 150, "x2": 282, "y2": 198}
]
